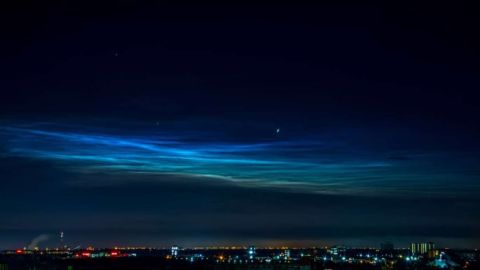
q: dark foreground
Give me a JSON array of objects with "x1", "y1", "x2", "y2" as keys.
[
  {"x1": 1, "y1": 247, "x2": 479, "y2": 270},
  {"x1": 1, "y1": 257, "x2": 479, "y2": 270}
]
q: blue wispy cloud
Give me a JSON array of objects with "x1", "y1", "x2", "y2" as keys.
[{"x1": 0, "y1": 124, "x2": 477, "y2": 196}]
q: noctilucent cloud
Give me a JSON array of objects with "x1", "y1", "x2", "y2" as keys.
[
  {"x1": 1, "y1": 122, "x2": 477, "y2": 197},
  {"x1": 1, "y1": 118, "x2": 479, "y2": 249}
]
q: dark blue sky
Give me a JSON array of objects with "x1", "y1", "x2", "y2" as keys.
[{"x1": 0, "y1": 2, "x2": 479, "y2": 249}]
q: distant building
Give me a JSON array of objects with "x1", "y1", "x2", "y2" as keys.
[
  {"x1": 427, "y1": 249, "x2": 439, "y2": 259},
  {"x1": 284, "y1": 249, "x2": 291, "y2": 259},
  {"x1": 410, "y1": 242, "x2": 435, "y2": 255},
  {"x1": 329, "y1": 245, "x2": 346, "y2": 256},
  {"x1": 171, "y1": 246, "x2": 179, "y2": 257},
  {"x1": 247, "y1": 246, "x2": 256, "y2": 260}
]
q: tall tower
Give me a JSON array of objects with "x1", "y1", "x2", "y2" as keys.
[{"x1": 60, "y1": 231, "x2": 65, "y2": 249}]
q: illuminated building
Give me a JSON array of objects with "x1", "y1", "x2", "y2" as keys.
[
  {"x1": 247, "y1": 246, "x2": 256, "y2": 260},
  {"x1": 329, "y1": 245, "x2": 346, "y2": 257},
  {"x1": 171, "y1": 246, "x2": 179, "y2": 257},
  {"x1": 410, "y1": 242, "x2": 435, "y2": 255},
  {"x1": 284, "y1": 249, "x2": 291, "y2": 259},
  {"x1": 427, "y1": 249, "x2": 439, "y2": 258}
]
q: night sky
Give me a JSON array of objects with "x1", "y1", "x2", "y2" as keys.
[{"x1": 1, "y1": 2, "x2": 479, "y2": 249}]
